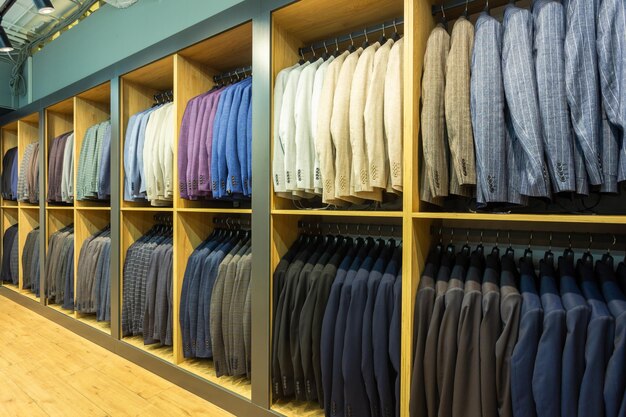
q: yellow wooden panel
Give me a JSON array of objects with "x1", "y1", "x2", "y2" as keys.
[
  {"x1": 121, "y1": 55, "x2": 174, "y2": 92},
  {"x1": 47, "y1": 97, "x2": 74, "y2": 115},
  {"x1": 122, "y1": 334, "x2": 174, "y2": 364},
  {"x1": 76, "y1": 81, "x2": 111, "y2": 104},
  {"x1": 177, "y1": 21, "x2": 252, "y2": 72},
  {"x1": 413, "y1": 211, "x2": 626, "y2": 224},
  {"x1": 271, "y1": 209, "x2": 403, "y2": 218},
  {"x1": 272, "y1": 0, "x2": 403, "y2": 45},
  {"x1": 20, "y1": 112, "x2": 39, "y2": 125},
  {"x1": 178, "y1": 359, "x2": 252, "y2": 400}
]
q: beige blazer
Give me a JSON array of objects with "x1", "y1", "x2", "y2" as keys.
[
  {"x1": 421, "y1": 25, "x2": 451, "y2": 200},
  {"x1": 331, "y1": 48, "x2": 365, "y2": 203},
  {"x1": 384, "y1": 37, "x2": 404, "y2": 193},
  {"x1": 445, "y1": 17, "x2": 476, "y2": 196}
]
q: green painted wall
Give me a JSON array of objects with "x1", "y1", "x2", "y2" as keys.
[
  {"x1": 0, "y1": 60, "x2": 16, "y2": 110},
  {"x1": 29, "y1": 0, "x2": 243, "y2": 103}
]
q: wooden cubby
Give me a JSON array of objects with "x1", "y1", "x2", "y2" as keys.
[
  {"x1": 45, "y1": 98, "x2": 74, "y2": 208},
  {"x1": 75, "y1": 81, "x2": 111, "y2": 208},
  {"x1": 74, "y1": 208, "x2": 111, "y2": 334},
  {"x1": 120, "y1": 209, "x2": 174, "y2": 362},
  {"x1": 175, "y1": 21, "x2": 252, "y2": 210},
  {"x1": 270, "y1": 0, "x2": 404, "y2": 217},
  {"x1": 44, "y1": 207, "x2": 74, "y2": 317},
  {"x1": 1, "y1": 121, "x2": 18, "y2": 208},
  {"x1": 175, "y1": 210, "x2": 253, "y2": 400},
  {"x1": 17, "y1": 206, "x2": 39, "y2": 302},
  {"x1": 17, "y1": 113, "x2": 39, "y2": 208},
  {"x1": 120, "y1": 56, "x2": 174, "y2": 209}
]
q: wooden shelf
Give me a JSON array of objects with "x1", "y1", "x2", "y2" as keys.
[
  {"x1": 45, "y1": 205, "x2": 74, "y2": 210},
  {"x1": 272, "y1": 209, "x2": 403, "y2": 218},
  {"x1": 123, "y1": 335, "x2": 174, "y2": 364},
  {"x1": 75, "y1": 206, "x2": 111, "y2": 211},
  {"x1": 178, "y1": 207, "x2": 252, "y2": 214},
  {"x1": 272, "y1": 400, "x2": 325, "y2": 417},
  {"x1": 1, "y1": 283, "x2": 40, "y2": 303},
  {"x1": 178, "y1": 359, "x2": 252, "y2": 400},
  {"x1": 1, "y1": 204, "x2": 18, "y2": 209},
  {"x1": 19, "y1": 202, "x2": 40, "y2": 209},
  {"x1": 412, "y1": 212, "x2": 626, "y2": 224},
  {"x1": 47, "y1": 303, "x2": 75, "y2": 318},
  {"x1": 76, "y1": 313, "x2": 111, "y2": 335},
  {"x1": 121, "y1": 207, "x2": 174, "y2": 212}
]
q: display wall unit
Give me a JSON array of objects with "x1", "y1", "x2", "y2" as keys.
[
  {"x1": 45, "y1": 98, "x2": 74, "y2": 208},
  {"x1": 1, "y1": 121, "x2": 18, "y2": 208},
  {"x1": 1, "y1": 206, "x2": 19, "y2": 291},
  {"x1": 17, "y1": 113, "x2": 40, "y2": 208},
  {"x1": 44, "y1": 206, "x2": 74, "y2": 317}
]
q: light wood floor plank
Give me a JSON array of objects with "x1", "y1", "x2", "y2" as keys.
[{"x1": 0, "y1": 295, "x2": 234, "y2": 417}]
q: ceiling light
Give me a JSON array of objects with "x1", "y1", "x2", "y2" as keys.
[
  {"x1": 0, "y1": 26, "x2": 13, "y2": 53},
  {"x1": 33, "y1": 0, "x2": 55, "y2": 14}
]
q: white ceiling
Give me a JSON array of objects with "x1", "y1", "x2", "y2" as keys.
[{"x1": 1, "y1": 0, "x2": 89, "y2": 53}]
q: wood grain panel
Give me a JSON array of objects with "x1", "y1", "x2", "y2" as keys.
[{"x1": 121, "y1": 55, "x2": 174, "y2": 92}]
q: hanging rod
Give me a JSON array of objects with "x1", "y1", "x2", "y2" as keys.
[
  {"x1": 430, "y1": 226, "x2": 626, "y2": 250},
  {"x1": 213, "y1": 65, "x2": 252, "y2": 83},
  {"x1": 298, "y1": 220, "x2": 402, "y2": 238},
  {"x1": 298, "y1": 17, "x2": 404, "y2": 56},
  {"x1": 213, "y1": 216, "x2": 252, "y2": 229},
  {"x1": 432, "y1": 0, "x2": 511, "y2": 16}
]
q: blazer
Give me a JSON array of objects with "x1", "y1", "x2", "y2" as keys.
[
  {"x1": 504, "y1": 112, "x2": 529, "y2": 206},
  {"x1": 350, "y1": 42, "x2": 381, "y2": 198},
  {"x1": 237, "y1": 83, "x2": 252, "y2": 196},
  {"x1": 179, "y1": 93, "x2": 203, "y2": 199},
  {"x1": 421, "y1": 25, "x2": 450, "y2": 201},
  {"x1": 479, "y1": 253, "x2": 501, "y2": 417},
  {"x1": 409, "y1": 249, "x2": 438, "y2": 417},
  {"x1": 273, "y1": 64, "x2": 299, "y2": 196},
  {"x1": 224, "y1": 243, "x2": 250, "y2": 375},
  {"x1": 98, "y1": 123, "x2": 111, "y2": 199},
  {"x1": 224, "y1": 79, "x2": 247, "y2": 195},
  {"x1": 316, "y1": 52, "x2": 350, "y2": 205},
  {"x1": 564, "y1": 0, "x2": 603, "y2": 186},
  {"x1": 384, "y1": 38, "x2": 404, "y2": 192},
  {"x1": 596, "y1": 260, "x2": 626, "y2": 417},
  {"x1": 295, "y1": 58, "x2": 323, "y2": 193},
  {"x1": 533, "y1": 0, "x2": 576, "y2": 192},
  {"x1": 438, "y1": 252, "x2": 469, "y2": 417},
  {"x1": 311, "y1": 57, "x2": 334, "y2": 193},
  {"x1": 212, "y1": 85, "x2": 235, "y2": 198},
  {"x1": 502, "y1": 5, "x2": 551, "y2": 198},
  {"x1": 597, "y1": 0, "x2": 626, "y2": 183},
  {"x1": 532, "y1": 260, "x2": 566, "y2": 417},
  {"x1": 510, "y1": 258, "x2": 543, "y2": 417},
  {"x1": 471, "y1": 13, "x2": 508, "y2": 204},
  {"x1": 373, "y1": 246, "x2": 401, "y2": 417},
  {"x1": 364, "y1": 39, "x2": 394, "y2": 194},
  {"x1": 445, "y1": 17, "x2": 476, "y2": 194},
  {"x1": 331, "y1": 239, "x2": 373, "y2": 417},
  {"x1": 600, "y1": 108, "x2": 619, "y2": 193},
  {"x1": 331, "y1": 48, "x2": 365, "y2": 203},
  {"x1": 321, "y1": 241, "x2": 361, "y2": 415},
  {"x1": 343, "y1": 241, "x2": 385, "y2": 417},
  {"x1": 230, "y1": 250, "x2": 252, "y2": 376},
  {"x1": 452, "y1": 251, "x2": 484, "y2": 417},
  {"x1": 559, "y1": 256, "x2": 590, "y2": 417},
  {"x1": 577, "y1": 259, "x2": 614, "y2": 417},
  {"x1": 390, "y1": 266, "x2": 402, "y2": 417},
  {"x1": 496, "y1": 254, "x2": 521, "y2": 417},
  {"x1": 618, "y1": 263, "x2": 626, "y2": 295},
  {"x1": 424, "y1": 252, "x2": 453, "y2": 417}
]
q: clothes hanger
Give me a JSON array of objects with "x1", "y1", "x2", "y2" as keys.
[
  {"x1": 435, "y1": 227, "x2": 444, "y2": 255},
  {"x1": 582, "y1": 234, "x2": 594, "y2": 267},
  {"x1": 504, "y1": 231, "x2": 515, "y2": 258},
  {"x1": 298, "y1": 48, "x2": 306, "y2": 65},
  {"x1": 544, "y1": 233, "x2": 554, "y2": 267},
  {"x1": 446, "y1": 228, "x2": 456, "y2": 255},
  {"x1": 378, "y1": 23, "x2": 387, "y2": 44},
  {"x1": 333, "y1": 38, "x2": 341, "y2": 57},
  {"x1": 461, "y1": 230, "x2": 472, "y2": 256},
  {"x1": 524, "y1": 232, "x2": 533, "y2": 263},
  {"x1": 392, "y1": 19, "x2": 401, "y2": 41},
  {"x1": 602, "y1": 235, "x2": 616, "y2": 270},
  {"x1": 484, "y1": 0, "x2": 490, "y2": 14},
  {"x1": 361, "y1": 29, "x2": 370, "y2": 49},
  {"x1": 438, "y1": 1, "x2": 449, "y2": 31},
  {"x1": 491, "y1": 232, "x2": 500, "y2": 257},
  {"x1": 563, "y1": 234, "x2": 575, "y2": 262},
  {"x1": 474, "y1": 231, "x2": 484, "y2": 257},
  {"x1": 321, "y1": 41, "x2": 331, "y2": 60},
  {"x1": 348, "y1": 33, "x2": 357, "y2": 53},
  {"x1": 462, "y1": 0, "x2": 470, "y2": 19}
]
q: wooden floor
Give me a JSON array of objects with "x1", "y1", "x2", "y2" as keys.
[{"x1": 0, "y1": 296, "x2": 234, "y2": 417}]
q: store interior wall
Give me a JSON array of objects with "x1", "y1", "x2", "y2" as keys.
[
  {"x1": 10, "y1": 0, "x2": 244, "y2": 106},
  {"x1": 0, "y1": 61, "x2": 15, "y2": 110}
]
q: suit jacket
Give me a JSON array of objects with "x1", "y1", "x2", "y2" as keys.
[
  {"x1": 564, "y1": 0, "x2": 603, "y2": 186},
  {"x1": 230, "y1": 249, "x2": 252, "y2": 376},
  {"x1": 390, "y1": 267, "x2": 402, "y2": 417},
  {"x1": 421, "y1": 25, "x2": 450, "y2": 201},
  {"x1": 424, "y1": 251, "x2": 453, "y2": 417},
  {"x1": 533, "y1": 0, "x2": 576, "y2": 192},
  {"x1": 471, "y1": 13, "x2": 508, "y2": 204},
  {"x1": 596, "y1": 0, "x2": 626, "y2": 183},
  {"x1": 311, "y1": 56, "x2": 335, "y2": 193},
  {"x1": 409, "y1": 249, "x2": 439, "y2": 417},
  {"x1": 437, "y1": 251, "x2": 469, "y2": 417},
  {"x1": 384, "y1": 38, "x2": 404, "y2": 192},
  {"x1": 178, "y1": 93, "x2": 200, "y2": 198},
  {"x1": 343, "y1": 241, "x2": 385, "y2": 417},
  {"x1": 558, "y1": 255, "x2": 590, "y2": 417},
  {"x1": 479, "y1": 253, "x2": 501, "y2": 417},
  {"x1": 445, "y1": 17, "x2": 476, "y2": 194},
  {"x1": 496, "y1": 254, "x2": 521, "y2": 417},
  {"x1": 373, "y1": 246, "x2": 401, "y2": 417},
  {"x1": 321, "y1": 240, "x2": 361, "y2": 415},
  {"x1": 452, "y1": 251, "x2": 484, "y2": 417},
  {"x1": 577, "y1": 259, "x2": 615, "y2": 417},
  {"x1": 273, "y1": 64, "x2": 300, "y2": 196},
  {"x1": 533, "y1": 260, "x2": 566, "y2": 417},
  {"x1": 502, "y1": 5, "x2": 551, "y2": 198},
  {"x1": 596, "y1": 260, "x2": 626, "y2": 417},
  {"x1": 618, "y1": 262, "x2": 626, "y2": 295},
  {"x1": 511, "y1": 258, "x2": 543, "y2": 417},
  {"x1": 331, "y1": 239, "x2": 373, "y2": 417}
]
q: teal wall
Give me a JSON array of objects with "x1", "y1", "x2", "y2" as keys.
[
  {"x1": 29, "y1": 0, "x2": 244, "y2": 103},
  {"x1": 0, "y1": 60, "x2": 16, "y2": 109}
]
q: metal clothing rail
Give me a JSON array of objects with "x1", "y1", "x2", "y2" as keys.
[
  {"x1": 431, "y1": 226, "x2": 626, "y2": 251},
  {"x1": 298, "y1": 220, "x2": 402, "y2": 238},
  {"x1": 298, "y1": 17, "x2": 404, "y2": 57},
  {"x1": 213, "y1": 65, "x2": 252, "y2": 83},
  {"x1": 213, "y1": 216, "x2": 252, "y2": 229}
]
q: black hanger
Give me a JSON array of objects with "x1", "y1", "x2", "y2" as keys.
[
  {"x1": 524, "y1": 232, "x2": 533, "y2": 263},
  {"x1": 461, "y1": 230, "x2": 471, "y2": 256},
  {"x1": 543, "y1": 233, "x2": 554, "y2": 267},
  {"x1": 348, "y1": 33, "x2": 357, "y2": 53},
  {"x1": 563, "y1": 234, "x2": 575, "y2": 262},
  {"x1": 491, "y1": 232, "x2": 500, "y2": 256},
  {"x1": 391, "y1": 19, "x2": 401, "y2": 41},
  {"x1": 321, "y1": 41, "x2": 331, "y2": 60},
  {"x1": 378, "y1": 23, "x2": 387, "y2": 44},
  {"x1": 582, "y1": 234, "x2": 594, "y2": 267},
  {"x1": 333, "y1": 38, "x2": 341, "y2": 57},
  {"x1": 474, "y1": 231, "x2": 484, "y2": 257},
  {"x1": 602, "y1": 235, "x2": 616, "y2": 270},
  {"x1": 435, "y1": 228, "x2": 444, "y2": 255},
  {"x1": 298, "y1": 48, "x2": 306, "y2": 65},
  {"x1": 504, "y1": 231, "x2": 515, "y2": 257},
  {"x1": 446, "y1": 229, "x2": 456, "y2": 255},
  {"x1": 462, "y1": 0, "x2": 470, "y2": 19},
  {"x1": 484, "y1": 0, "x2": 490, "y2": 14},
  {"x1": 437, "y1": 2, "x2": 449, "y2": 31},
  {"x1": 361, "y1": 29, "x2": 370, "y2": 49}
]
